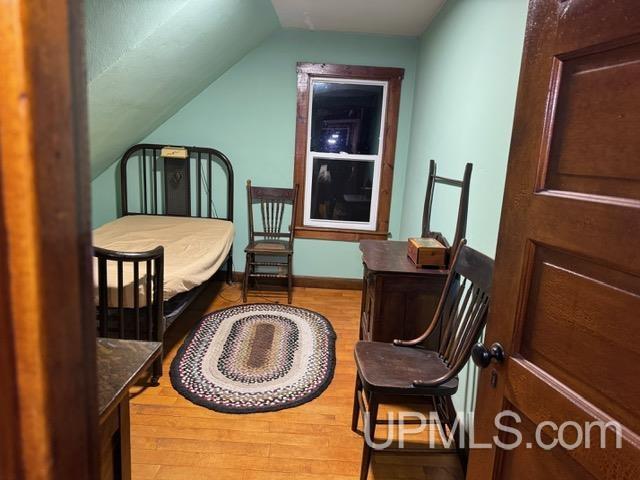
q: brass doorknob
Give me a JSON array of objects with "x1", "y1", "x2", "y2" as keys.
[{"x1": 471, "y1": 342, "x2": 505, "y2": 368}]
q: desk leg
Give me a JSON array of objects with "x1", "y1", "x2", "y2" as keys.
[
  {"x1": 99, "y1": 395, "x2": 132, "y2": 480},
  {"x1": 115, "y1": 396, "x2": 132, "y2": 480}
]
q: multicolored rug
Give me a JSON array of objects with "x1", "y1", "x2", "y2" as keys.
[{"x1": 170, "y1": 303, "x2": 336, "y2": 413}]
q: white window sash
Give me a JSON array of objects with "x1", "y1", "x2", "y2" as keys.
[{"x1": 303, "y1": 78, "x2": 388, "y2": 231}]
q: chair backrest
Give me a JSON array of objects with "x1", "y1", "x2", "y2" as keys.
[
  {"x1": 422, "y1": 159, "x2": 472, "y2": 257},
  {"x1": 396, "y1": 240, "x2": 493, "y2": 388},
  {"x1": 436, "y1": 241, "x2": 493, "y2": 372},
  {"x1": 94, "y1": 246, "x2": 164, "y2": 341},
  {"x1": 247, "y1": 180, "x2": 299, "y2": 245}
]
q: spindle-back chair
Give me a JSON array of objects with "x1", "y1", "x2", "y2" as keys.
[
  {"x1": 243, "y1": 180, "x2": 299, "y2": 303},
  {"x1": 94, "y1": 246, "x2": 164, "y2": 385},
  {"x1": 351, "y1": 240, "x2": 493, "y2": 479}
]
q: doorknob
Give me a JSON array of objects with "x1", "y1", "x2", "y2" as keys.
[{"x1": 471, "y1": 342, "x2": 505, "y2": 368}]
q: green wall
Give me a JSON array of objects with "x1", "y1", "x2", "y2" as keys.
[
  {"x1": 401, "y1": 0, "x2": 528, "y2": 415},
  {"x1": 400, "y1": 0, "x2": 528, "y2": 255},
  {"x1": 92, "y1": 29, "x2": 419, "y2": 278},
  {"x1": 92, "y1": 161, "x2": 120, "y2": 227}
]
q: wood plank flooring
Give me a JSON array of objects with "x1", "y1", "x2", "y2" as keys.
[{"x1": 129, "y1": 283, "x2": 464, "y2": 480}]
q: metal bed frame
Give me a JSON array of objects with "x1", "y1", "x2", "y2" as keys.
[{"x1": 94, "y1": 143, "x2": 234, "y2": 383}]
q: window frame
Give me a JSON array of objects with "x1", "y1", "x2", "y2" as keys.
[
  {"x1": 304, "y1": 77, "x2": 388, "y2": 231},
  {"x1": 293, "y1": 62, "x2": 405, "y2": 241}
]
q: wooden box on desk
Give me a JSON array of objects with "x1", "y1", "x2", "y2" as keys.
[{"x1": 407, "y1": 237, "x2": 447, "y2": 268}]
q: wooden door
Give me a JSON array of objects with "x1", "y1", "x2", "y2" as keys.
[
  {"x1": 0, "y1": 0, "x2": 98, "y2": 479},
  {"x1": 467, "y1": 0, "x2": 640, "y2": 478}
]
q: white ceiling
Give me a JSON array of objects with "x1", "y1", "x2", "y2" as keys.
[{"x1": 271, "y1": 0, "x2": 446, "y2": 37}]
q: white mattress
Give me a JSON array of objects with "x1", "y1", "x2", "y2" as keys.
[{"x1": 93, "y1": 215, "x2": 234, "y2": 307}]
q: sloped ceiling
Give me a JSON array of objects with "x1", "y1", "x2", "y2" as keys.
[{"x1": 86, "y1": 0, "x2": 279, "y2": 179}]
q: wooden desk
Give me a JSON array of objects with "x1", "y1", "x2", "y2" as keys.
[
  {"x1": 359, "y1": 240, "x2": 449, "y2": 349},
  {"x1": 97, "y1": 338, "x2": 162, "y2": 480}
]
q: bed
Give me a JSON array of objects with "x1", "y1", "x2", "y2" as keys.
[{"x1": 93, "y1": 143, "x2": 234, "y2": 383}]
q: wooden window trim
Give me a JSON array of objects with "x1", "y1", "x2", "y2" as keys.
[{"x1": 293, "y1": 62, "x2": 405, "y2": 242}]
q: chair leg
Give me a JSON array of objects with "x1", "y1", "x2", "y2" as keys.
[
  {"x1": 360, "y1": 390, "x2": 379, "y2": 480},
  {"x1": 351, "y1": 375, "x2": 362, "y2": 432},
  {"x1": 150, "y1": 356, "x2": 162, "y2": 386},
  {"x1": 287, "y1": 254, "x2": 293, "y2": 304},
  {"x1": 439, "y1": 395, "x2": 465, "y2": 456},
  {"x1": 243, "y1": 253, "x2": 251, "y2": 303},
  {"x1": 226, "y1": 254, "x2": 233, "y2": 285}
]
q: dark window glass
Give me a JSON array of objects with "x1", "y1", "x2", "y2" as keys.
[
  {"x1": 309, "y1": 158, "x2": 374, "y2": 222},
  {"x1": 310, "y1": 82, "x2": 384, "y2": 155}
]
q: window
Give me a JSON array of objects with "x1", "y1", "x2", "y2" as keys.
[{"x1": 293, "y1": 63, "x2": 404, "y2": 241}]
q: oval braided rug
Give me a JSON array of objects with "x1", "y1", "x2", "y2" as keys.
[{"x1": 170, "y1": 303, "x2": 336, "y2": 413}]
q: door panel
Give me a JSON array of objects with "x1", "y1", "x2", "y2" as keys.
[
  {"x1": 503, "y1": 360, "x2": 638, "y2": 479},
  {"x1": 521, "y1": 247, "x2": 640, "y2": 433},
  {"x1": 545, "y1": 40, "x2": 640, "y2": 199},
  {"x1": 498, "y1": 410, "x2": 596, "y2": 480},
  {"x1": 467, "y1": 0, "x2": 640, "y2": 478}
]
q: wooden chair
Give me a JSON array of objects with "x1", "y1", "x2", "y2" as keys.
[
  {"x1": 94, "y1": 246, "x2": 165, "y2": 385},
  {"x1": 351, "y1": 240, "x2": 493, "y2": 480},
  {"x1": 243, "y1": 180, "x2": 299, "y2": 303},
  {"x1": 422, "y1": 159, "x2": 472, "y2": 259}
]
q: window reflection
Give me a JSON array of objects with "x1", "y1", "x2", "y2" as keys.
[
  {"x1": 310, "y1": 158, "x2": 374, "y2": 222},
  {"x1": 311, "y1": 82, "x2": 384, "y2": 155}
]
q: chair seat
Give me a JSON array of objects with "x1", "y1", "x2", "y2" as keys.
[
  {"x1": 245, "y1": 240, "x2": 292, "y2": 254},
  {"x1": 354, "y1": 341, "x2": 458, "y2": 395}
]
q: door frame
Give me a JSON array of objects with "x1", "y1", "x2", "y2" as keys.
[{"x1": 0, "y1": 1, "x2": 98, "y2": 478}]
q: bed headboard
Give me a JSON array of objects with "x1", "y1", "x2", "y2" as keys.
[{"x1": 119, "y1": 143, "x2": 234, "y2": 222}]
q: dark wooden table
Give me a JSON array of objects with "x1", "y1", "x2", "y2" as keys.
[
  {"x1": 97, "y1": 338, "x2": 162, "y2": 480},
  {"x1": 359, "y1": 240, "x2": 449, "y2": 349}
]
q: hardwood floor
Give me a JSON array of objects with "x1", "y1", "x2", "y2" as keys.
[{"x1": 129, "y1": 282, "x2": 464, "y2": 480}]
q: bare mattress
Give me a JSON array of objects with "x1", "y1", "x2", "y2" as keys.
[{"x1": 93, "y1": 215, "x2": 234, "y2": 306}]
